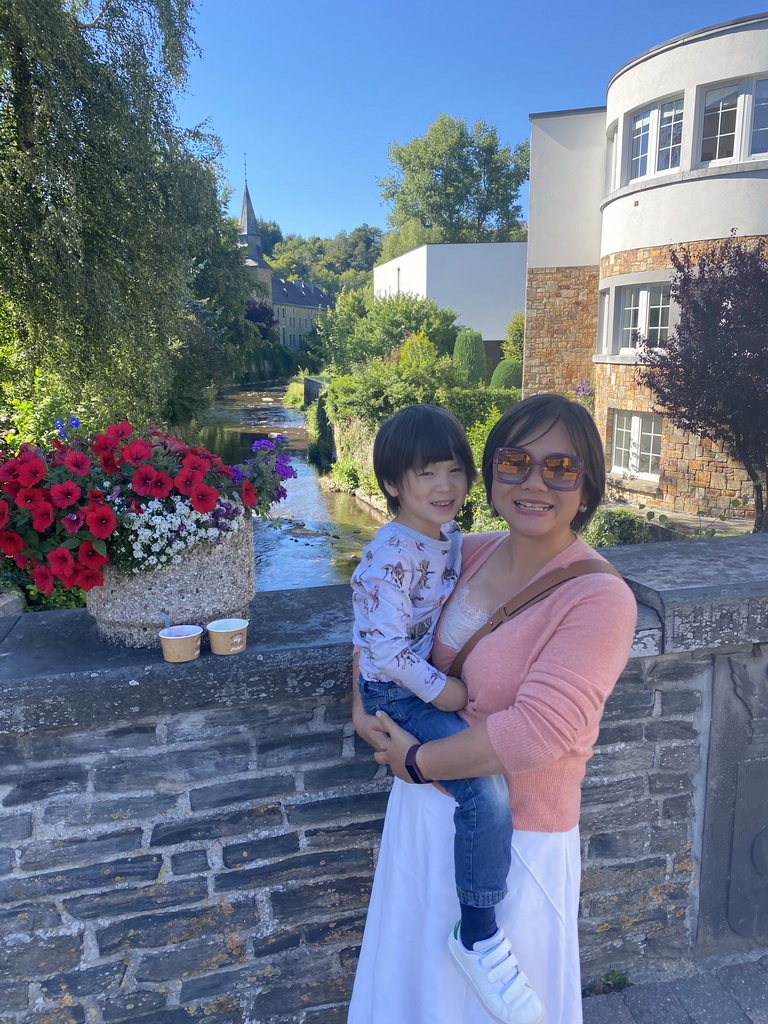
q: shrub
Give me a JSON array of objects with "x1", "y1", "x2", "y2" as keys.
[
  {"x1": 490, "y1": 358, "x2": 523, "y2": 389},
  {"x1": 453, "y1": 329, "x2": 487, "y2": 385},
  {"x1": 502, "y1": 310, "x2": 524, "y2": 362},
  {"x1": 582, "y1": 507, "x2": 651, "y2": 547}
]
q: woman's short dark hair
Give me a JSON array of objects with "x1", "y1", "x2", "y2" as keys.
[
  {"x1": 373, "y1": 404, "x2": 477, "y2": 515},
  {"x1": 482, "y1": 393, "x2": 605, "y2": 532}
]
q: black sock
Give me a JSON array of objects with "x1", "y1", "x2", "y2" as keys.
[{"x1": 459, "y1": 904, "x2": 498, "y2": 949}]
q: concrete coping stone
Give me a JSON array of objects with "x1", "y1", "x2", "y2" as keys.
[{"x1": 11, "y1": 534, "x2": 768, "y2": 734}]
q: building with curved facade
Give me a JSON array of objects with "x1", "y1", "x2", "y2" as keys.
[{"x1": 525, "y1": 13, "x2": 768, "y2": 515}]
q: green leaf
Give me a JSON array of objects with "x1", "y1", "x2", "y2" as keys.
[{"x1": 93, "y1": 539, "x2": 107, "y2": 556}]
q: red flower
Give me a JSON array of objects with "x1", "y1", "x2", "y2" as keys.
[
  {"x1": 146, "y1": 471, "x2": 173, "y2": 499},
  {"x1": 0, "y1": 459, "x2": 18, "y2": 484},
  {"x1": 87, "y1": 489, "x2": 106, "y2": 503},
  {"x1": 85, "y1": 504, "x2": 117, "y2": 539},
  {"x1": 47, "y1": 546, "x2": 76, "y2": 579},
  {"x1": 131, "y1": 464, "x2": 158, "y2": 496},
  {"x1": 106, "y1": 420, "x2": 133, "y2": 441},
  {"x1": 31, "y1": 501, "x2": 55, "y2": 531},
  {"x1": 16, "y1": 456, "x2": 46, "y2": 487},
  {"x1": 61, "y1": 508, "x2": 87, "y2": 533},
  {"x1": 99, "y1": 453, "x2": 119, "y2": 474},
  {"x1": 63, "y1": 450, "x2": 92, "y2": 476},
  {"x1": 241, "y1": 480, "x2": 256, "y2": 507},
  {"x1": 31, "y1": 565, "x2": 55, "y2": 595},
  {"x1": 15, "y1": 487, "x2": 48, "y2": 509},
  {"x1": 189, "y1": 482, "x2": 219, "y2": 514},
  {"x1": 119, "y1": 439, "x2": 152, "y2": 466},
  {"x1": 212, "y1": 458, "x2": 234, "y2": 478},
  {"x1": 2, "y1": 480, "x2": 20, "y2": 500},
  {"x1": 183, "y1": 453, "x2": 211, "y2": 475},
  {"x1": 91, "y1": 433, "x2": 117, "y2": 458},
  {"x1": 13, "y1": 553, "x2": 28, "y2": 569},
  {"x1": 50, "y1": 480, "x2": 82, "y2": 509},
  {"x1": 78, "y1": 540, "x2": 109, "y2": 569},
  {"x1": 0, "y1": 500, "x2": 8, "y2": 529},
  {"x1": 0, "y1": 531, "x2": 24, "y2": 556},
  {"x1": 72, "y1": 565, "x2": 104, "y2": 591},
  {"x1": 173, "y1": 466, "x2": 203, "y2": 496}
]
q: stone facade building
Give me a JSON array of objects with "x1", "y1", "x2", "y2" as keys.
[
  {"x1": 239, "y1": 185, "x2": 330, "y2": 352},
  {"x1": 525, "y1": 13, "x2": 768, "y2": 516}
]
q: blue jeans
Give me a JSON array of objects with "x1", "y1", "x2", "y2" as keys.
[{"x1": 359, "y1": 676, "x2": 512, "y2": 907}]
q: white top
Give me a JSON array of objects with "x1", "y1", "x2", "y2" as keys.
[{"x1": 351, "y1": 520, "x2": 462, "y2": 702}]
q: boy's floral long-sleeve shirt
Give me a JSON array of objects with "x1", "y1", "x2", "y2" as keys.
[{"x1": 351, "y1": 520, "x2": 461, "y2": 701}]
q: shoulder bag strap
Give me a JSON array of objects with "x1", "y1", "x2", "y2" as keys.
[{"x1": 448, "y1": 559, "x2": 622, "y2": 678}]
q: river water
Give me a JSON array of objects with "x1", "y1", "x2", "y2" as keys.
[{"x1": 199, "y1": 383, "x2": 382, "y2": 591}]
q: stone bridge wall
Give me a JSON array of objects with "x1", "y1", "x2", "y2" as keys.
[{"x1": 1, "y1": 537, "x2": 768, "y2": 1023}]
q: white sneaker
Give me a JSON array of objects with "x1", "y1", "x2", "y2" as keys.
[{"x1": 448, "y1": 923, "x2": 543, "y2": 1024}]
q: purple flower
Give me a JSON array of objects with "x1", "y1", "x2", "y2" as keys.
[
  {"x1": 229, "y1": 466, "x2": 246, "y2": 482},
  {"x1": 251, "y1": 439, "x2": 274, "y2": 452},
  {"x1": 69, "y1": 416, "x2": 81, "y2": 428}
]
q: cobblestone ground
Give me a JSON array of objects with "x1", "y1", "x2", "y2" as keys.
[{"x1": 582, "y1": 954, "x2": 768, "y2": 1024}]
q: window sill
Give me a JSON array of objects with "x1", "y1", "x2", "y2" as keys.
[
  {"x1": 602, "y1": 157, "x2": 768, "y2": 210},
  {"x1": 607, "y1": 474, "x2": 661, "y2": 495},
  {"x1": 593, "y1": 352, "x2": 640, "y2": 365}
]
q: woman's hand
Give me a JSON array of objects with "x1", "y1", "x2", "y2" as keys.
[
  {"x1": 353, "y1": 702, "x2": 392, "y2": 752},
  {"x1": 371, "y1": 711, "x2": 419, "y2": 783}
]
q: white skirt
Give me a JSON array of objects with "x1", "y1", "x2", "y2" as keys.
[{"x1": 348, "y1": 779, "x2": 583, "y2": 1024}]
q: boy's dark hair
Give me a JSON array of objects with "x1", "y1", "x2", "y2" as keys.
[
  {"x1": 373, "y1": 404, "x2": 477, "y2": 515},
  {"x1": 482, "y1": 393, "x2": 605, "y2": 532}
]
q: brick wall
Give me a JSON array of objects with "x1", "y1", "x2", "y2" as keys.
[
  {"x1": 523, "y1": 266, "x2": 599, "y2": 395},
  {"x1": 593, "y1": 363, "x2": 753, "y2": 516},
  {"x1": 2, "y1": 565, "x2": 768, "y2": 1020},
  {"x1": 0, "y1": 678, "x2": 388, "y2": 1024}
]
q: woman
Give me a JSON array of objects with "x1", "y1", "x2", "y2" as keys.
[{"x1": 348, "y1": 394, "x2": 637, "y2": 1024}]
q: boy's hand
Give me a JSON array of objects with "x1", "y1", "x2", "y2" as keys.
[{"x1": 431, "y1": 676, "x2": 468, "y2": 712}]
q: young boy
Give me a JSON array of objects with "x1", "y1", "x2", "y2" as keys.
[{"x1": 352, "y1": 405, "x2": 541, "y2": 1024}]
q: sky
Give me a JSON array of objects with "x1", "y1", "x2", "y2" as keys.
[{"x1": 174, "y1": 1, "x2": 762, "y2": 240}]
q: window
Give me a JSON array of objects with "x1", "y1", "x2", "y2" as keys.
[
  {"x1": 612, "y1": 411, "x2": 663, "y2": 479},
  {"x1": 700, "y1": 77, "x2": 768, "y2": 162},
  {"x1": 701, "y1": 84, "x2": 738, "y2": 161},
  {"x1": 628, "y1": 98, "x2": 683, "y2": 181},
  {"x1": 617, "y1": 283, "x2": 671, "y2": 348}
]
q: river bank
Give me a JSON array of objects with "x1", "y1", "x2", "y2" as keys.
[{"x1": 199, "y1": 383, "x2": 383, "y2": 591}]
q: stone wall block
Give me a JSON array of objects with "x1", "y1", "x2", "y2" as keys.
[
  {"x1": 221, "y1": 832, "x2": 300, "y2": 868},
  {"x1": 270, "y1": 876, "x2": 373, "y2": 925},
  {"x1": 215, "y1": 848, "x2": 373, "y2": 895},
  {"x1": 1, "y1": 764, "x2": 88, "y2": 807},
  {"x1": 0, "y1": 813, "x2": 31, "y2": 841},
  {"x1": 0, "y1": 932, "x2": 82, "y2": 980},
  {"x1": 0, "y1": 854, "x2": 163, "y2": 903},
  {"x1": 38, "y1": 961, "x2": 127, "y2": 1000},
  {"x1": 92, "y1": 743, "x2": 251, "y2": 792},
  {"x1": 150, "y1": 805, "x2": 282, "y2": 847},
  {"x1": 43, "y1": 794, "x2": 177, "y2": 826},
  {"x1": 19, "y1": 828, "x2": 144, "y2": 872},
  {"x1": 63, "y1": 877, "x2": 209, "y2": 921},
  {"x1": 189, "y1": 775, "x2": 295, "y2": 811},
  {"x1": 285, "y1": 789, "x2": 391, "y2": 826},
  {"x1": 97, "y1": 899, "x2": 257, "y2": 956}
]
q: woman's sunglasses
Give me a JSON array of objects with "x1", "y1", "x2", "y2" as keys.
[{"x1": 492, "y1": 448, "x2": 585, "y2": 491}]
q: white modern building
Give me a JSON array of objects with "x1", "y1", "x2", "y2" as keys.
[
  {"x1": 373, "y1": 241, "x2": 528, "y2": 355},
  {"x1": 525, "y1": 12, "x2": 768, "y2": 516}
]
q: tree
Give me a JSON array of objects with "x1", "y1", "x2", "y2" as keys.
[
  {"x1": 256, "y1": 219, "x2": 283, "y2": 257},
  {"x1": 314, "y1": 291, "x2": 461, "y2": 373},
  {"x1": 453, "y1": 329, "x2": 487, "y2": 384},
  {"x1": 0, "y1": 0, "x2": 254, "y2": 426},
  {"x1": 490, "y1": 358, "x2": 522, "y2": 389},
  {"x1": 636, "y1": 234, "x2": 768, "y2": 532},
  {"x1": 378, "y1": 114, "x2": 529, "y2": 243},
  {"x1": 502, "y1": 310, "x2": 525, "y2": 362}
]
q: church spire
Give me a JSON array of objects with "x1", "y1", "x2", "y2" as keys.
[{"x1": 239, "y1": 180, "x2": 266, "y2": 263}]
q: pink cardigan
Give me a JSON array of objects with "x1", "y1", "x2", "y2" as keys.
[{"x1": 431, "y1": 533, "x2": 637, "y2": 832}]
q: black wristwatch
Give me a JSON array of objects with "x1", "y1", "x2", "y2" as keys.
[{"x1": 405, "y1": 743, "x2": 429, "y2": 784}]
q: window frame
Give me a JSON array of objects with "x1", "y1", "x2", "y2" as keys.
[
  {"x1": 615, "y1": 282, "x2": 672, "y2": 352},
  {"x1": 611, "y1": 410, "x2": 663, "y2": 481},
  {"x1": 697, "y1": 75, "x2": 768, "y2": 166},
  {"x1": 625, "y1": 95, "x2": 684, "y2": 184}
]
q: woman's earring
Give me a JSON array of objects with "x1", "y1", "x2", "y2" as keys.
[{"x1": 578, "y1": 504, "x2": 587, "y2": 513}]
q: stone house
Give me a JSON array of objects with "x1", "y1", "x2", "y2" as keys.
[
  {"x1": 525, "y1": 12, "x2": 768, "y2": 516},
  {"x1": 239, "y1": 184, "x2": 331, "y2": 352}
]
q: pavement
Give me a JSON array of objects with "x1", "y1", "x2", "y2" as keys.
[{"x1": 582, "y1": 953, "x2": 768, "y2": 1023}]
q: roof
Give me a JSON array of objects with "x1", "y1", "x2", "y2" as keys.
[{"x1": 271, "y1": 278, "x2": 331, "y2": 310}]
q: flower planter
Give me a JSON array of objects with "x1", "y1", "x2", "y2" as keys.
[{"x1": 86, "y1": 523, "x2": 255, "y2": 648}]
